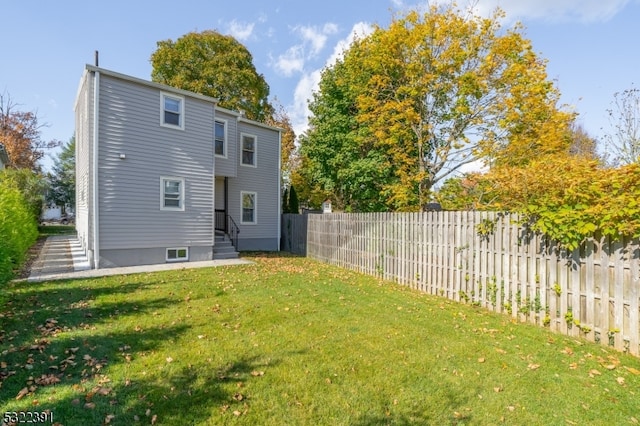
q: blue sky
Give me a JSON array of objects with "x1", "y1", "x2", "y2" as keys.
[{"x1": 2, "y1": 0, "x2": 639, "y2": 170}]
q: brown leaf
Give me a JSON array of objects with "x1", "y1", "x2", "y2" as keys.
[
  {"x1": 527, "y1": 363, "x2": 540, "y2": 370},
  {"x1": 104, "y1": 414, "x2": 115, "y2": 424},
  {"x1": 151, "y1": 414, "x2": 158, "y2": 424},
  {"x1": 478, "y1": 357, "x2": 486, "y2": 363},
  {"x1": 561, "y1": 347, "x2": 574, "y2": 355},
  {"x1": 15, "y1": 387, "x2": 29, "y2": 400},
  {"x1": 96, "y1": 386, "x2": 112, "y2": 396},
  {"x1": 589, "y1": 369, "x2": 601, "y2": 377},
  {"x1": 625, "y1": 367, "x2": 640, "y2": 375},
  {"x1": 250, "y1": 370, "x2": 265, "y2": 376},
  {"x1": 84, "y1": 402, "x2": 96, "y2": 409},
  {"x1": 616, "y1": 377, "x2": 625, "y2": 385}
]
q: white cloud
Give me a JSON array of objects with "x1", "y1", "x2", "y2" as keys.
[
  {"x1": 274, "y1": 22, "x2": 343, "y2": 79},
  {"x1": 424, "y1": 0, "x2": 630, "y2": 23},
  {"x1": 227, "y1": 19, "x2": 255, "y2": 41},
  {"x1": 291, "y1": 70, "x2": 322, "y2": 137},
  {"x1": 275, "y1": 46, "x2": 305, "y2": 77}
]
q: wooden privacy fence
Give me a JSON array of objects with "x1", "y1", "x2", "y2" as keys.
[{"x1": 281, "y1": 212, "x2": 640, "y2": 356}]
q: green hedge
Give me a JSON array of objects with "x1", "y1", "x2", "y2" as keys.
[{"x1": 0, "y1": 177, "x2": 38, "y2": 284}]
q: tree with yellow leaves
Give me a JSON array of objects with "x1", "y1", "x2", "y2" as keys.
[{"x1": 300, "y1": 4, "x2": 573, "y2": 212}]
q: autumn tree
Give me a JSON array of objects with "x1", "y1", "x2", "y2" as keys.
[
  {"x1": 150, "y1": 30, "x2": 273, "y2": 122},
  {"x1": 0, "y1": 92, "x2": 60, "y2": 171},
  {"x1": 300, "y1": 5, "x2": 573, "y2": 212},
  {"x1": 266, "y1": 101, "x2": 297, "y2": 185},
  {"x1": 603, "y1": 85, "x2": 640, "y2": 165},
  {"x1": 46, "y1": 136, "x2": 75, "y2": 214},
  {"x1": 568, "y1": 123, "x2": 599, "y2": 160}
]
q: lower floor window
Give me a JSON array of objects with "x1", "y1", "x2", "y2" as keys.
[
  {"x1": 241, "y1": 191, "x2": 257, "y2": 224},
  {"x1": 166, "y1": 247, "x2": 188, "y2": 261}
]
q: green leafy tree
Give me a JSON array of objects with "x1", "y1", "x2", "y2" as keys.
[
  {"x1": 0, "y1": 168, "x2": 47, "y2": 221},
  {"x1": 300, "y1": 5, "x2": 572, "y2": 212},
  {"x1": 298, "y1": 59, "x2": 392, "y2": 212},
  {"x1": 0, "y1": 173, "x2": 39, "y2": 283},
  {"x1": 150, "y1": 30, "x2": 273, "y2": 122},
  {"x1": 288, "y1": 185, "x2": 299, "y2": 214},
  {"x1": 282, "y1": 187, "x2": 290, "y2": 214},
  {"x1": 47, "y1": 136, "x2": 75, "y2": 214}
]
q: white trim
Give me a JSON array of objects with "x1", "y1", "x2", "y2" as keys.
[
  {"x1": 240, "y1": 133, "x2": 257, "y2": 168},
  {"x1": 92, "y1": 70, "x2": 100, "y2": 269},
  {"x1": 240, "y1": 191, "x2": 257, "y2": 225},
  {"x1": 166, "y1": 247, "x2": 189, "y2": 262},
  {"x1": 214, "y1": 118, "x2": 228, "y2": 158},
  {"x1": 160, "y1": 176, "x2": 185, "y2": 211},
  {"x1": 160, "y1": 92, "x2": 185, "y2": 130},
  {"x1": 277, "y1": 129, "x2": 282, "y2": 251}
]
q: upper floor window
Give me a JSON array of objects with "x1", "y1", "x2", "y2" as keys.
[
  {"x1": 241, "y1": 134, "x2": 257, "y2": 167},
  {"x1": 161, "y1": 176, "x2": 185, "y2": 211},
  {"x1": 161, "y1": 92, "x2": 184, "y2": 130},
  {"x1": 215, "y1": 120, "x2": 226, "y2": 157}
]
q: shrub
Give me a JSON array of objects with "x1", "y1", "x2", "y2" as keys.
[{"x1": 0, "y1": 176, "x2": 38, "y2": 284}]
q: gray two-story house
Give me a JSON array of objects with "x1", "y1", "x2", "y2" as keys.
[{"x1": 75, "y1": 65, "x2": 281, "y2": 268}]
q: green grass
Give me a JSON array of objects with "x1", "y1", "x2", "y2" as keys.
[
  {"x1": 1, "y1": 253, "x2": 639, "y2": 425},
  {"x1": 37, "y1": 225, "x2": 76, "y2": 236}
]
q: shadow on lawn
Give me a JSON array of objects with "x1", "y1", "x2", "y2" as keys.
[{"x1": 0, "y1": 274, "x2": 282, "y2": 424}]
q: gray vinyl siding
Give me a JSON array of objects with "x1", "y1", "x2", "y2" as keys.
[
  {"x1": 74, "y1": 71, "x2": 94, "y2": 258},
  {"x1": 213, "y1": 109, "x2": 238, "y2": 178},
  {"x1": 96, "y1": 74, "x2": 215, "y2": 251},
  {"x1": 228, "y1": 120, "x2": 281, "y2": 250}
]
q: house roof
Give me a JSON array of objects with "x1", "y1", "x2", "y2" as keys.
[
  {"x1": 0, "y1": 143, "x2": 9, "y2": 167},
  {"x1": 79, "y1": 65, "x2": 282, "y2": 133}
]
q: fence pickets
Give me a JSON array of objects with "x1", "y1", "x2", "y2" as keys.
[{"x1": 282, "y1": 212, "x2": 640, "y2": 356}]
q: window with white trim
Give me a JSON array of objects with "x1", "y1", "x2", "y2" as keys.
[
  {"x1": 166, "y1": 247, "x2": 188, "y2": 261},
  {"x1": 241, "y1": 191, "x2": 257, "y2": 224},
  {"x1": 241, "y1": 134, "x2": 257, "y2": 167},
  {"x1": 161, "y1": 92, "x2": 184, "y2": 130},
  {"x1": 161, "y1": 177, "x2": 185, "y2": 211},
  {"x1": 215, "y1": 119, "x2": 226, "y2": 157}
]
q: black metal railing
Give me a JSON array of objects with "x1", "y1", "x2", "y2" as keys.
[
  {"x1": 215, "y1": 209, "x2": 226, "y2": 233},
  {"x1": 227, "y1": 215, "x2": 240, "y2": 250},
  {"x1": 215, "y1": 209, "x2": 240, "y2": 250}
]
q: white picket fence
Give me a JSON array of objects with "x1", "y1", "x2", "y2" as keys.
[{"x1": 282, "y1": 212, "x2": 640, "y2": 356}]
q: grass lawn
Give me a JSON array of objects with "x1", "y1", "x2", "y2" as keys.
[{"x1": 1, "y1": 253, "x2": 639, "y2": 425}]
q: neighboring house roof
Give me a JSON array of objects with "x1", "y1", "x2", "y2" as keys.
[{"x1": 0, "y1": 143, "x2": 9, "y2": 168}]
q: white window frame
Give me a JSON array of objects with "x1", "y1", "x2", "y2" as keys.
[
  {"x1": 214, "y1": 119, "x2": 227, "y2": 158},
  {"x1": 240, "y1": 133, "x2": 257, "y2": 167},
  {"x1": 160, "y1": 92, "x2": 185, "y2": 130},
  {"x1": 160, "y1": 176, "x2": 185, "y2": 211},
  {"x1": 240, "y1": 191, "x2": 257, "y2": 225},
  {"x1": 166, "y1": 247, "x2": 189, "y2": 262}
]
